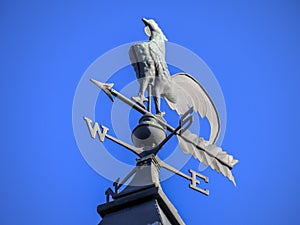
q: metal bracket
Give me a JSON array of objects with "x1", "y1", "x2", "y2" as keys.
[{"x1": 179, "y1": 107, "x2": 194, "y2": 135}]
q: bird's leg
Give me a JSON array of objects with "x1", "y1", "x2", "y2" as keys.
[
  {"x1": 132, "y1": 78, "x2": 148, "y2": 108},
  {"x1": 154, "y1": 95, "x2": 165, "y2": 116}
]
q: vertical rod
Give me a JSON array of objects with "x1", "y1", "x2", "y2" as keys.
[{"x1": 147, "y1": 85, "x2": 152, "y2": 112}]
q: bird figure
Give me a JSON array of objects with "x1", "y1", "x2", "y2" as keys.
[
  {"x1": 129, "y1": 18, "x2": 238, "y2": 185},
  {"x1": 129, "y1": 18, "x2": 177, "y2": 116}
]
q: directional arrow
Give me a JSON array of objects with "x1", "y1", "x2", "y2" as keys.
[{"x1": 90, "y1": 79, "x2": 234, "y2": 170}]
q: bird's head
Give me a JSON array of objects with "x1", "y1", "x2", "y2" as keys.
[{"x1": 142, "y1": 18, "x2": 168, "y2": 41}]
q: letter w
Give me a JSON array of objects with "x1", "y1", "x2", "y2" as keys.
[{"x1": 83, "y1": 116, "x2": 109, "y2": 142}]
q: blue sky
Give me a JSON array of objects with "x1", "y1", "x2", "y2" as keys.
[{"x1": 1, "y1": 1, "x2": 300, "y2": 225}]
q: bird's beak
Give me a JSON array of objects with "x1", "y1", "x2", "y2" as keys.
[{"x1": 142, "y1": 18, "x2": 150, "y2": 26}]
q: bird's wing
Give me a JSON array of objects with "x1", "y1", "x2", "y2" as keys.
[
  {"x1": 165, "y1": 73, "x2": 238, "y2": 185},
  {"x1": 165, "y1": 73, "x2": 220, "y2": 144},
  {"x1": 129, "y1": 43, "x2": 150, "y2": 79}
]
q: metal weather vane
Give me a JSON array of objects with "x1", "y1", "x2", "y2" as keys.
[{"x1": 83, "y1": 18, "x2": 238, "y2": 200}]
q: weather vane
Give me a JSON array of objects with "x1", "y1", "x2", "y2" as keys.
[{"x1": 81, "y1": 18, "x2": 238, "y2": 224}]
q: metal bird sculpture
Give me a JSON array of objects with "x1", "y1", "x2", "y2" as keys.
[
  {"x1": 129, "y1": 18, "x2": 238, "y2": 185},
  {"x1": 129, "y1": 18, "x2": 176, "y2": 116}
]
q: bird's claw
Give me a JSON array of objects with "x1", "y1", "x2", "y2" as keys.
[
  {"x1": 131, "y1": 96, "x2": 148, "y2": 109},
  {"x1": 156, "y1": 111, "x2": 165, "y2": 117}
]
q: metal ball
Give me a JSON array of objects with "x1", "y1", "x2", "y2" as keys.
[{"x1": 131, "y1": 116, "x2": 166, "y2": 149}]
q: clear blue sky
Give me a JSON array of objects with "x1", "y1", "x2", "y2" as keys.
[{"x1": 1, "y1": 1, "x2": 300, "y2": 225}]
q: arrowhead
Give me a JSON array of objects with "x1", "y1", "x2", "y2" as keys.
[{"x1": 90, "y1": 79, "x2": 115, "y2": 102}]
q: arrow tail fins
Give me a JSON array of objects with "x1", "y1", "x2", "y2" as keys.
[{"x1": 177, "y1": 130, "x2": 238, "y2": 186}]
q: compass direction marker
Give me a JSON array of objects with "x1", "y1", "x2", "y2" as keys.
[
  {"x1": 157, "y1": 158, "x2": 209, "y2": 195},
  {"x1": 84, "y1": 116, "x2": 143, "y2": 156},
  {"x1": 189, "y1": 169, "x2": 209, "y2": 195},
  {"x1": 84, "y1": 116, "x2": 109, "y2": 142}
]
